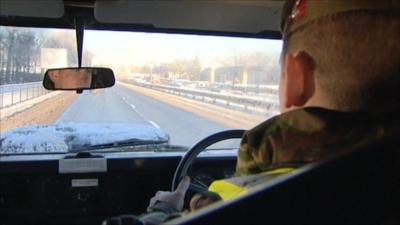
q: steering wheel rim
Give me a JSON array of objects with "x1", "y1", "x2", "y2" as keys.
[{"x1": 171, "y1": 129, "x2": 246, "y2": 191}]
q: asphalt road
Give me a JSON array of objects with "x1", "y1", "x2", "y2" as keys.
[{"x1": 57, "y1": 84, "x2": 229, "y2": 147}]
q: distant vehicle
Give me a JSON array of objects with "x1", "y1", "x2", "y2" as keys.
[
  {"x1": 169, "y1": 79, "x2": 190, "y2": 88},
  {"x1": 210, "y1": 84, "x2": 222, "y2": 92},
  {"x1": 231, "y1": 90, "x2": 244, "y2": 95},
  {"x1": 196, "y1": 81, "x2": 209, "y2": 89}
]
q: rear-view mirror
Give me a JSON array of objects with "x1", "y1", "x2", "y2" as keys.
[{"x1": 43, "y1": 67, "x2": 115, "y2": 91}]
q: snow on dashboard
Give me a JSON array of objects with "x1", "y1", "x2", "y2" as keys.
[{"x1": 0, "y1": 123, "x2": 169, "y2": 154}]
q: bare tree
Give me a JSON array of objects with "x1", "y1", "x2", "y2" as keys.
[
  {"x1": 0, "y1": 27, "x2": 80, "y2": 84},
  {"x1": 167, "y1": 57, "x2": 202, "y2": 80}
]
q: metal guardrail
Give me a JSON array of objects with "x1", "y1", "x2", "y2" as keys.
[
  {"x1": 0, "y1": 82, "x2": 50, "y2": 109},
  {"x1": 125, "y1": 81, "x2": 279, "y2": 115},
  {"x1": 214, "y1": 83, "x2": 278, "y2": 95}
]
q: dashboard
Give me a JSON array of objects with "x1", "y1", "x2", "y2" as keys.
[{"x1": 0, "y1": 150, "x2": 237, "y2": 225}]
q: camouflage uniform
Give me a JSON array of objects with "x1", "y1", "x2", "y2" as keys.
[
  {"x1": 236, "y1": 107, "x2": 399, "y2": 176},
  {"x1": 202, "y1": 106, "x2": 399, "y2": 203}
]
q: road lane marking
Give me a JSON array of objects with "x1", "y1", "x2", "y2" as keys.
[
  {"x1": 130, "y1": 104, "x2": 146, "y2": 119},
  {"x1": 129, "y1": 104, "x2": 160, "y2": 129},
  {"x1": 116, "y1": 89, "x2": 161, "y2": 129},
  {"x1": 149, "y1": 121, "x2": 160, "y2": 129}
]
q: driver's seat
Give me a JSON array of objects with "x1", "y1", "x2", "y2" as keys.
[{"x1": 170, "y1": 132, "x2": 400, "y2": 225}]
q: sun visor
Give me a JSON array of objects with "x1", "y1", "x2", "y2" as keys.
[
  {"x1": 94, "y1": 1, "x2": 283, "y2": 34},
  {"x1": 0, "y1": 0, "x2": 64, "y2": 18}
]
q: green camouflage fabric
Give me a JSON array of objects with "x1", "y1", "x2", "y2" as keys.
[{"x1": 235, "y1": 107, "x2": 399, "y2": 176}]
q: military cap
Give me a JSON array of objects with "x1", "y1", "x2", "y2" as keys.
[{"x1": 281, "y1": 0, "x2": 400, "y2": 37}]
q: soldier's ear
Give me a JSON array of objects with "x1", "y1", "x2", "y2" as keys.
[
  {"x1": 282, "y1": 51, "x2": 315, "y2": 108},
  {"x1": 48, "y1": 72, "x2": 59, "y2": 81}
]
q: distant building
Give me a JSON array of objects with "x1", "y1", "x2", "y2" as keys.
[{"x1": 200, "y1": 65, "x2": 278, "y2": 85}]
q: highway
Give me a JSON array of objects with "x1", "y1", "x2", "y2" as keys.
[{"x1": 57, "y1": 84, "x2": 229, "y2": 147}]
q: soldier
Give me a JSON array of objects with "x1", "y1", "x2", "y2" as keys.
[
  {"x1": 104, "y1": 0, "x2": 400, "y2": 224},
  {"x1": 46, "y1": 68, "x2": 92, "y2": 89}
]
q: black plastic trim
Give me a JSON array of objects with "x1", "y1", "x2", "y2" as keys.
[{"x1": 0, "y1": 6, "x2": 282, "y2": 40}]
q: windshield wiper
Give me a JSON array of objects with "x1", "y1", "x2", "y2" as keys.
[{"x1": 71, "y1": 139, "x2": 168, "y2": 152}]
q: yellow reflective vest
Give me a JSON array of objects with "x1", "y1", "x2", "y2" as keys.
[{"x1": 208, "y1": 168, "x2": 296, "y2": 201}]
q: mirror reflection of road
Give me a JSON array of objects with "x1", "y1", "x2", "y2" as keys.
[{"x1": 57, "y1": 84, "x2": 228, "y2": 146}]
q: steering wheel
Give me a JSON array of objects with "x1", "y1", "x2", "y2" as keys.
[{"x1": 171, "y1": 129, "x2": 246, "y2": 193}]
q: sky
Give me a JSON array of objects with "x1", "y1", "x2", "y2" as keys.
[
  {"x1": 1, "y1": 26, "x2": 282, "y2": 69},
  {"x1": 0, "y1": 25, "x2": 282, "y2": 68},
  {"x1": 84, "y1": 30, "x2": 282, "y2": 68}
]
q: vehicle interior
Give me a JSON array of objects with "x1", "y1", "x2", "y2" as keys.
[{"x1": 0, "y1": 1, "x2": 399, "y2": 225}]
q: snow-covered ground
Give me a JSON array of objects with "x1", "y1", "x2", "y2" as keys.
[
  {"x1": 0, "y1": 91, "x2": 62, "y2": 120},
  {"x1": 0, "y1": 82, "x2": 48, "y2": 108}
]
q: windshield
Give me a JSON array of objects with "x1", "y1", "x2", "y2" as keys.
[{"x1": 0, "y1": 26, "x2": 282, "y2": 154}]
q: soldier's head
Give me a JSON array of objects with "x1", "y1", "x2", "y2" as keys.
[
  {"x1": 47, "y1": 68, "x2": 92, "y2": 89},
  {"x1": 278, "y1": 0, "x2": 400, "y2": 113}
]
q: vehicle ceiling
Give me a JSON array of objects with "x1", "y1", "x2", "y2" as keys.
[{"x1": 0, "y1": 0, "x2": 283, "y2": 39}]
